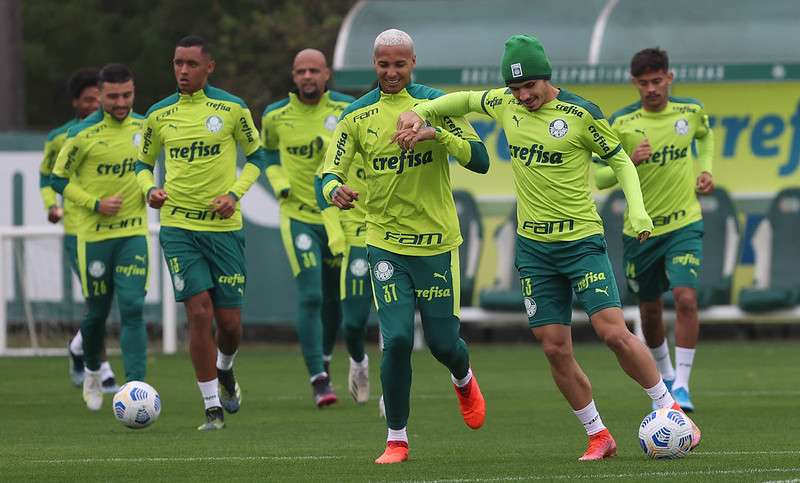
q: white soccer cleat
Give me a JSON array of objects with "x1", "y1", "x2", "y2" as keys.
[
  {"x1": 82, "y1": 371, "x2": 103, "y2": 412},
  {"x1": 348, "y1": 356, "x2": 370, "y2": 404}
]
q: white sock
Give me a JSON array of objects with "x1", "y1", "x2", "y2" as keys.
[
  {"x1": 451, "y1": 368, "x2": 473, "y2": 388},
  {"x1": 99, "y1": 361, "x2": 114, "y2": 381},
  {"x1": 645, "y1": 379, "x2": 676, "y2": 409},
  {"x1": 674, "y1": 347, "x2": 696, "y2": 391},
  {"x1": 85, "y1": 367, "x2": 101, "y2": 378},
  {"x1": 310, "y1": 372, "x2": 327, "y2": 383},
  {"x1": 649, "y1": 340, "x2": 675, "y2": 381},
  {"x1": 350, "y1": 355, "x2": 368, "y2": 368},
  {"x1": 69, "y1": 331, "x2": 83, "y2": 355},
  {"x1": 197, "y1": 379, "x2": 221, "y2": 410},
  {"x1": 387, "y1": 427, "x2": 408, "y2": 443},
  {"x1": 323, "y1": 354, "x2": 333, "y2": 363},
  {"x1": 216, "y1": 349, "x2": 237, "y2": 371},
  {"x1": 573, "y1": 400, "x2": 606, "y2": 436}
]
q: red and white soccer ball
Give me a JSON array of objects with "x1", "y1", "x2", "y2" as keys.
[
  {"x1": 112, "y1": 381, "x2": 161, "y2": 429},
  {"x1": 638, "y1": 407, "x2": 693, "y2": 459}
]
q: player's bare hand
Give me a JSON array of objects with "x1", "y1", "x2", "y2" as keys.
[
  {"x1": 147, "y1": 188, "x2": 168, "y2": 209},
  {"x1": 696, "y1": 171, "x2": 714, "y2": 195},
  {"x1": 331, "y1": 184, "x2": 358, "y2": 210},
  {"x1": 211, "y1": 194, "x2": 237, "y2": 219},
  {"x1": 393, "y1": 126, "x2": 436, "y2": 151},
  {"x1": 637, "y1": 230, "x2": 651, "y2": 243},
  {"x1": 395, "y1": 111, "x2": 425, "y2": 133},
  {"x1": 631, "y1": 139, "x2": 652, "y2": 166},
  {"x1": 47, "y1": 206, "x2": 63, "y2": 224},
  {"x1": 98, "y1": 195, "x2": 123, "y2": 216}
]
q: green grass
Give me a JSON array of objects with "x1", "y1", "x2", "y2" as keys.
[{"x1": 2, "y1": 341, "x2": 800, "y2": 481}]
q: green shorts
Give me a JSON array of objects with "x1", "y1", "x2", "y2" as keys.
[
  {"x1": 367, "y1": 245, "x2": 460, "y2": 321},
  {"x1": 279, "y1": 215, "x2": 340, "y2": 277},
  {"x1": 516, "y1": 234, "x2": 621, "y2": 327},
  {"x1": 159, "y1": 226, "x2": 246, "y2": 308},
  {"x1": 77, "y1": 235, "x2": 149, "y2": 299},
  {"x1": 623, "y1": 221, "x2": 704, "y2": 302},
  {"x1": 341, "y1": 244, "x2": 372, "y2": 301},
  {"x1": 63, "y1": 234, "x2": 79, "y2": 277}
]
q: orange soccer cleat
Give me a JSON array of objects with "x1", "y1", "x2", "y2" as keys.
[
  {"x1": 453, "y1": 373, "x2": 486, "y2": 429},
  {"x1": 578, "y1": 428, "x2": 617, "y2": 461},
  {"x1": 672, "y1": 402, "x2": 702, "y2": 450},
  {"x1": 374, "y1": 441, "x2": 409, "y2": 464}
]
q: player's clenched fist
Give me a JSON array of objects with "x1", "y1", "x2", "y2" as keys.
[
  {"x1": 98, "y1": 194, "x2": 123, "y2": 216},
  {"x1": 331, "y1": 184, "x2": 358, "y2": 210},
  {"x1": 211, "y1": 194, "x2": 237, "y2": 219},
  {"x1": 695, "y1": 171, "x2": 714, "y2": 195},
  {"x1": 147, "y1": 188, "x2": 168, "y2": 209}
]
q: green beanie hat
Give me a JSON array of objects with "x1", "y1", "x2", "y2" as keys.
[{"x1": 501, "y1": 35, "x2": 552, "y2": 85}]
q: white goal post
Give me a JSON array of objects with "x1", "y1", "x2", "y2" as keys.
[{"x1": 0, "y1": 224, "x2": 177, "y2": 356}]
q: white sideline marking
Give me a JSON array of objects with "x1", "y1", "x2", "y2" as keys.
[
  {"x1": 31, "y1": 455, "x2": 342, "y2": 464},
  {"x1": 404, "y1": 467, "x2": 800, "y2": 482},
  {"x1": 696, "y1": 450, "x2": 800, "y2": 456}
]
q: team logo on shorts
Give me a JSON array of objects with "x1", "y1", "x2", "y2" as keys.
[
  {"x1": 549, "y1": 119, "x2": 569, "y2": 138},
  {"x1": 524, "y1": 297, "x2": 537, "y2": 317},
  {"x1": 510, "y1": 63, "x2": 523, "y2": 78},
  {"x1": 373, "y1": 261, "x2": 394, "y2": 282},
  {"x1": 173, "y1": 273, "x2": 185, "y2": 292},
  {"x1": 324, "y1": 114, "x2": 338, "y2": 132},
  {"x1": 89, "y1": 261, "x2": 106, "y2": 278},
  {"x1": 206, "y1": 115, "x2": 224, "y2": 133},
  {"x1": 294, "y1": 233, "x2": 312, "y2": 251},
  {"x1": 349, "y1": 258, "x2": 369, "y2": 277},
  {"x1": 674, "y1": 118, "x2": 689, "y2": 135},
  {"x1": 132, "y1": 132, "x2": 142, "y2": 147}
]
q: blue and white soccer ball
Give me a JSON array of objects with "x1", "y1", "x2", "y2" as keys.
[
  {"x1": 112, "y1": 381, "x2": 161, "y2": 429},
  {"x1": 638, "y1": 407, "x2": 693, "y2": 459}
]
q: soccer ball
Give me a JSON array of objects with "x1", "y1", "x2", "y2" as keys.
[
  {"x1": 112, "y1": 381, "x2": 161, "y2": 429},
  {"x1": 638, "y1": 407, "x2": 693, "y2": 459}
]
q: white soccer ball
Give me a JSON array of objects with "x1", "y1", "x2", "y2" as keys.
[
  {"x1": 112, "y1": 381, "x2": 161, "y2": 429},
  {"x1": 638, "y1": 407, "x2": 693, "y2": 459}
]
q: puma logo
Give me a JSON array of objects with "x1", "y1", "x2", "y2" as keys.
[
  {"x1": 134, "y1": 255, "x2": 146, "y2": 264},
  {"x1": 512, "y1": 115, "x2": 522, "y2": 127},
  {"x1": 167, "y1": 123, "x2": 179, "y2": 130},
  {"x1": 433, "y1": 270, "x2": 448, "y2": 283},
  {"x1": 595, "y1": 286, "x2": 609, "y2": 296},
  {"x1": 689, "y1": 268, "x2": 698, "y2": 278},
  {"x1": 367, "y1": 127, "x2": 379, "y2": 139}
]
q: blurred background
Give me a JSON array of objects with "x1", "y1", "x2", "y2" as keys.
[{"x1": 2, "y1": 0, "x2": 799, "y2": 354}]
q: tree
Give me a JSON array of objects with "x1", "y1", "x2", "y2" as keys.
[{"x1": 22, "y1": 0, "x2": 356, "y2": 129}]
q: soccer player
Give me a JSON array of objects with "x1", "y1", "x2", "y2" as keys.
[
  {"x1": 40, "y1": 68, "x2": 119, "y2": 391},
  {"x1": 135, "y1": 36, "x2": 266, "y2": 431},
  {"x1": 319, "y1": 155, "x2": 375, "y2": 406},
  {"x1": 51, "y1": 64, "x2": 148, "y2": 412},
  {"x1": 262, "y1": 49, "x2": 354, "y2": 407},
  {"x1": 594, "y1": 48, "x2": 715, "y2": 412},
  {"x1": 321, "y1": 29, "x2": 490, "y2": 464},
  {"x1": 396, "y1": 35, "x2": 701, "y2": 460}
]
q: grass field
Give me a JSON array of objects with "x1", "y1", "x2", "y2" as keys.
[{"x1": 2, "y1": 340, "x2": 799, "y2": 481}]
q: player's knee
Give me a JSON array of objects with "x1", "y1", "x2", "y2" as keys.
[
  {"x1": 298, "y1": 289, "x2": 323, "y2": 311},
  {"x1": 541, "y1": 339, "x2": 572, "y2": 363},
  {"x1": 599, "y1": 327, "x2": 633, "y2": 353},
  {"x1": 383, "y1": 333, "x2": 413, "y2": 357},
  {"x1": 185, "y1": 294, "x2": 213, "y2": 323},
  {"x1": 118, "y1": 294, "x2": 144, "y2": 323},
  {"x1": 673, "y1": 290, "x2": 697, "y2": 314}
]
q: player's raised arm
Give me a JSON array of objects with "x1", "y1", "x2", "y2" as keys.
[
  {"x1": 586, "y1": 115, "x2": 653, "y2": 240},
  {"x1": 51, "y1": 131, "x2": 103, "y2": 213},
  {"x1": 320, "y1": 117, "x2": 358, "y2": 209},
  {"x1": 135, "y1": 112, "x2": 167, "y2": 208}
]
